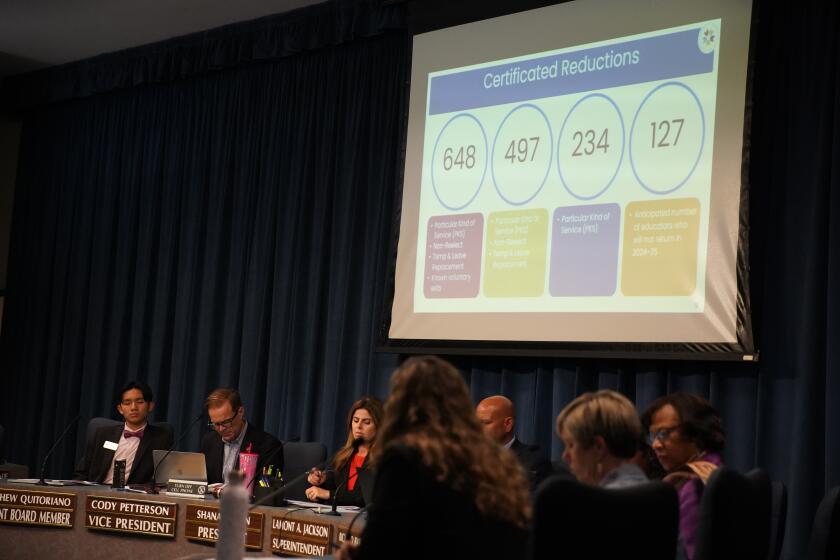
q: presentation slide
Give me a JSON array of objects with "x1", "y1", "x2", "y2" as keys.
[{"x1": 390, "y1": 0, "x2": 753, "y2": 346}]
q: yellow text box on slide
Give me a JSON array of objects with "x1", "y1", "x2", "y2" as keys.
[
  {"x1": 483, "y1": 209, "x2": 548, "y2": 297},
  {"x1": 621, "y1": 198, "x2": 700, "y2": 296}
]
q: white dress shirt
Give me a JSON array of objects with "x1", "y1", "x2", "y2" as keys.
[{"x1": 104, "y1": 423, "x2": 147, "y2": 484}]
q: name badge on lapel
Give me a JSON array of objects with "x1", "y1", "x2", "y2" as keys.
[{"x1": 103, "y1": 441, "x2": 119, "y2": 451}]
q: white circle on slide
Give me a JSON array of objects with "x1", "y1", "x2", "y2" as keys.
[
  {"x1": 491, "y1": 104, "x2": 553, "y2": 206},
  {"x1": 431, "y1": 113, "x2": 488, "y2": 211},
  {"x1": 557, "y1": 93, "x2": 625, "y2": 201},
  {"x1": 629, "y1": 82, "x2": 705, "y2": 195}
]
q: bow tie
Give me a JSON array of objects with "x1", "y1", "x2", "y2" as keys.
[{"x1": 124, "y1": 429, "x2": 145, "y2": 439}]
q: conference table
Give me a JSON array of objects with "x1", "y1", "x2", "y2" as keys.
[{"x1": 0, "y1": 480, "x2": 363, "y2": 559}]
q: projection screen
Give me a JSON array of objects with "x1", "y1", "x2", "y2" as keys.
[{"x1": 385, "y1": 0, "x2": 756, "y2": 359}]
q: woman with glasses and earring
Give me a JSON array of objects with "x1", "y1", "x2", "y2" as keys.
[
  {"x1": 555, "y1": 390, "x2": 649, "y2": 489},
  {"x1": 641, "y1": 393, "x2": 725, "y2": 560}
]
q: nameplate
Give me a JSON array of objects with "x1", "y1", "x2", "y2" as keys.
[
  {"x1": 85, "y1": 495, "x2": 177, "y2": 538},
  {"x1": 0, "y1": 488, "x2": 76, "y2": 528},
  {"x1": 271, "y1": 515, "x2": 333, "y2": 557},
  {"x1": 185, "y1": 504, "x2": 264, "y2": 550},
  {"x1": 336, "y1": 523, "x2": 362, "y2": 547},
  {"x1": 166, "y1": 479, "x2": 207, "y2": 498}
]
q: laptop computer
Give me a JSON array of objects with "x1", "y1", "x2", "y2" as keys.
[{"x1": 152, "y1": 450, "x2": 207, "y2": 484}]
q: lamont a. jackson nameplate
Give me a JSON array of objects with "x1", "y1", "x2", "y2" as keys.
[
  {"x1": 185, "y1": 503, "x2": 264, "y2": 550},
  {"x1": 271, "y1": 515, "x2": 333, "y2": 557},
  {"x1": 85, "y1": 495, "x2": 177, "y2": 537},
  {"x1": 0, "y1": 488, "x2": 76, "y2": 528}
]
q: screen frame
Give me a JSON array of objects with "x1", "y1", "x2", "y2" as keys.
[{"x1": 376, "y1": 0, "x2": 758, "y2": 361}]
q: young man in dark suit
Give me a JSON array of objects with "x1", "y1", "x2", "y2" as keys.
[
  {"x1": 74, "y1": 381, "x2": 174, "y2": 484},
  {"x1": 476, "y1": 395, "x2": 554, "y2": 492},
  {"x1": 201, "y1": 388, "x2": 283, "y2": 485}
]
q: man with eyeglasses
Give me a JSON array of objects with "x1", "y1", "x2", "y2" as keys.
[
  {"x1": 200, "y1": 387, "x2": 283, "y2": 485},
  {"x1": 75, "y1": 381, "x2": 174, "y2": 484}
]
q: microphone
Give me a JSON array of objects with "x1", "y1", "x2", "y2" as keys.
[
  {"x1": 257, "y1": 434, "x2": 298, "y2": 475},
  {"x1": 38, "y1": 414, "x2": 85, "y2": 485},
  {"x1": 345, "y1": 504, "x2": 368, "y2": 544},
  {"x1": 330, "y1": 505, "x2": 368, "y2": 550},
  {"x1": 239, "y1": 435, "x2": 292, "y2": 503},
  {"x1": 249, "y1": 457, "x2": 330, "y2": 510},
  {"x1": 320, "y1": 437, "x2": 365, "y2": 517},
  {"x1": 149, "y1": 411, "x2": 205, "y2": 494}
]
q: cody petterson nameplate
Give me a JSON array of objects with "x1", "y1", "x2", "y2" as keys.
[
  {"x1": 0, "y1": 488, "x2": 76, "y2": 528},
  {"x1": 271, "y1": 515, "x2": 333, "y2": 557},
  {"x1": 185, "y1": 503, "x2": 264, "y2": 550},
  {"x1": 85, "y1": 495, "x2": 176, "y2": 537}
]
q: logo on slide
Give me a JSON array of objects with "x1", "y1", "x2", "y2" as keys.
[{"x1": 698, "y1": 24, "x2": 718, "y2": 54}]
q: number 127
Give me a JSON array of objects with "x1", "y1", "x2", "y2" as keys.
[{"x1": 651, "y1": 118, "x2": 685, "y2": 148}]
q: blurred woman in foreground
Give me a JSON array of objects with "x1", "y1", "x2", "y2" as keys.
[
  {"x1": 306, "y1": 396, "x2": 383, "y2": 507},
  {"x1": 336, "y1": 356, "x2": 531, "y2": 560},
  {"x1": 556, "y1": 390, "x2": 648, "y2": 488}
]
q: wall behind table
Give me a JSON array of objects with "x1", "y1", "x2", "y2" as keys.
[
  {"x1": 0, "y1": 2, "x2": 838, "y2": 560},
  {"x1": 0, "y1": 0, "x2": 406, "y2": 479},
  {"x1": 0, "y1": 117, "x2": 22, "y2": 336}
]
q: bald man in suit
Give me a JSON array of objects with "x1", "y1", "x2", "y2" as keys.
[{"x1": 476, "y1": 395, "x2": 556, "y2": 492}]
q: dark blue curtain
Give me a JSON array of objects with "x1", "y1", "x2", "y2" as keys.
[{"x1": 1, "y1": 2, "x2": 838, "y2": 559}]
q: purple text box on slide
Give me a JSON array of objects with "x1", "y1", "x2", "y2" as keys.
[
  {"x1": 423, "y1": 213, "x2": 484, "y2": 298},
  {"x1": 550, "y1": 203, "x2": 620, "y2": 296}
]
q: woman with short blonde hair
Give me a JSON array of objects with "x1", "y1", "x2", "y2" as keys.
[{"x1": 556, "y1": 390, "x2": 647, "y2": 488}]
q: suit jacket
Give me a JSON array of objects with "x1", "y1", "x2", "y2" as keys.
[
  {"x1": 74, "y1": 423, "x2": 174, "y2": 484},
  {"x1": 355, "y1": 445, "x2": 526, "y2": 560},
  {"x1": 317, "y1": 453, "x2": 372, "y2": 507},
  {"x1": 200, "y1": 423, "x2": 283, "y2": 484},
  {"x1": 510, "y1": 438, "x2": 552, "y2": 493}
]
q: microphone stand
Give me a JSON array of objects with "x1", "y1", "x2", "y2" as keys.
[
  {"x1": 330, "y1": 505, "x2": 368, "y2": 550},
  {"x1": 319, "y1": 439, "x2": 366, "y2": 517},
  {"x1": 319, "y1": 467, "x2": 363, "y2": 517},
  {"x1": 148, "y1": 411, "x2": 205, "y2": 494},
  {"x1": 249, "y1": 458, "x2": 330, "y2": 510},
  {"x1": 37, "y1": 414, "x2": 83, "y2": 486}
]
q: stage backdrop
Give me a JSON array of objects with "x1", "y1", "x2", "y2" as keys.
[{"x1": 1, "y1": 2, "x2": 838, "y2": 559}]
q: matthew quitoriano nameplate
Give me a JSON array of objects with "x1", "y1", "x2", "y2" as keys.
[
  {"x1": 85, "y1": 495, "x2": 177, "y2": 538},
  {"x1": 271, "y1": 516, "x2": 333, "y2": 557},
  {"x1": 0, "y1": 488, "x2": 76, "y2": 528},
  {"x1": 185, "y1": 503, "x2": 264, "y2": 550}
]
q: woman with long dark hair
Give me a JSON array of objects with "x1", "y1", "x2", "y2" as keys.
[
  {"x1": 336, "y1": 356, "x2": 531, "y2": 560},
  {"x1": 306, "y1": 396, "x2": 383, "y2": 507}
]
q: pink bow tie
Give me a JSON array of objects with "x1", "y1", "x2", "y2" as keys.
[{"x1": 124, "y1": 429, "x2": 144, "y2": 439}]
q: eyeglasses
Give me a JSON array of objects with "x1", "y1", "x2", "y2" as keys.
[
  {"x1": 208, "y1": 411, "x2": 239, "y2": 430},
  {"x1": 647, "y1": 426, "x2": 680, "y2": 445}
]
